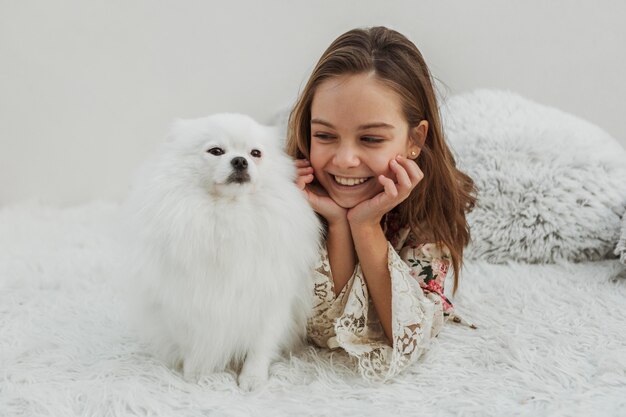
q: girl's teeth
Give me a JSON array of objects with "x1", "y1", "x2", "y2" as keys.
[{"x1": 334, "y1": 176, "x2": 368, "y2": 186}]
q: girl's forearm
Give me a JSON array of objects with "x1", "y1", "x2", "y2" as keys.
[
  {"x1": 350, "y1": 223, "x2": 393, "y2": 346},
  {"x1": 326, "y1": 220, "x2": 356, "y2": 296}
]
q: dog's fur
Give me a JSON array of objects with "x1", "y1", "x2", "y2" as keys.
[{"x1": 122, "y1": 113, "x2": 321, "y2": 390}]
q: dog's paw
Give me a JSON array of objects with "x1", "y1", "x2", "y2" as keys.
[{"x1": 237, "y1": 372, "x2": 267, "y2": 392}]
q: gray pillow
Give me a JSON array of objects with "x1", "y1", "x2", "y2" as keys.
[{"x1": 442, "y1": 90, "x2": 626, "y2": 263}]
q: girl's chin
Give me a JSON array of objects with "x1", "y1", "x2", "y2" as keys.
[
  {"x1": 328, "y1": 191, "x2": 377, "y2": 209},
  {"x1": 335, "y1": 199, "x2": 360, "y2": 209}
]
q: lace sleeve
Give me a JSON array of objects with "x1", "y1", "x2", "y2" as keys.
[
  {"x1": 306, "y1": 243, "x2": 353, "y2": 348},
  {"x1": 384, "y1": 243, "x2": 443, "y2": 377},
  {"x1": 327, "y1": 242, "x2": 445, "y2": 381}
]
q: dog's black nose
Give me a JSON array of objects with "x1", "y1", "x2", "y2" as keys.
[{"x1": 231, "y1": 157, "x2": 248, "y2": 171}]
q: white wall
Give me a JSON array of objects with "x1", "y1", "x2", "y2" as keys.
[{"x1": 1, "y1": 0, "x2": 625, "y2": 206}]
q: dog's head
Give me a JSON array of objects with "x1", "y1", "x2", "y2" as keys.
[{"x1": 161, "y1": 113, "x2": 290, "y2": 198}]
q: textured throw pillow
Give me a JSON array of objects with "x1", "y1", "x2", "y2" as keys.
[{"x1": 442, "y1": 90, "x2": 626, "y2": 263}]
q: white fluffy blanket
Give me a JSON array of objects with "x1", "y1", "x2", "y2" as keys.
[{"x1": 1, "y1": 202, "x2": 625, "y2": 416}]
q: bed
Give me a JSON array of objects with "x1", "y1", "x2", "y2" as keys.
[{"x1": 1, "y1": 90, "x2": 625, "y2": 416}]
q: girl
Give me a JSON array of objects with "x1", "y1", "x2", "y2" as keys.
[{"x1": 286, "y1": 26, "x2": 478, "y2": 381}]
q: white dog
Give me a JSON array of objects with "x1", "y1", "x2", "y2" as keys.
[{"x1": 122, "y1": 113, "x2": 321, "y2": 390}]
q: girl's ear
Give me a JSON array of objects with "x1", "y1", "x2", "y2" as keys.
[{"x1": 408, "y1": 120, "x2": 428, "y2": 159}]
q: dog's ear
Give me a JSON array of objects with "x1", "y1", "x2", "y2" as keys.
[{"x1": 165, "y1": 118, "x2": 190, "y2": 142}]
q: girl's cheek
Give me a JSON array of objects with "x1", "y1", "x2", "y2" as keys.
[
  {"x1": 309, "y1": 147, "x2": 319, "y2": 169},
  {"x1": 309, "y1": 147, "x2": 326, "y2": 171},
  {"x1": 371, "y1": 156, "x2": 394, "y2": 178}
]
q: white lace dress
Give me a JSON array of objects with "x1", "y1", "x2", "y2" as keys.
[{"x1": 306, "y1": 211, "x2": 477, "y2": 381}]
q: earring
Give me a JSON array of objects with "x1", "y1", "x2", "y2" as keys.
[{"x1": 410, "y1": 151, "x2": 417, "y2": 158}]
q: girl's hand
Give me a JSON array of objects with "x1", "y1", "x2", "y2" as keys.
[
  {"x1": 295, "y1": 159, "x2": 347, "y2": 225},
  {"x1": 347, "y1": 155, "x2": 424, "y2": 228}
]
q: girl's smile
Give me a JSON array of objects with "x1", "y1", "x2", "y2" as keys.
[
  {"x1": 326, "y1": 173, "x2": 375, "y2": 193},
  {"x1": 332, "y1": 175, "x2": 372, "y2": 186},
  {"x1": 309, "y1": 72, "x2": 423, "y2": 209}
]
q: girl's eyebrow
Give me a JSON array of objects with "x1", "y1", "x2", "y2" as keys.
[{"x1": 311, "y1": 118, "x2": 394, "y2": 130}]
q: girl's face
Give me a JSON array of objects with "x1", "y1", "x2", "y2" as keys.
[{"x1": 309, "y1": 72, "x2": 425, "y2": 209}]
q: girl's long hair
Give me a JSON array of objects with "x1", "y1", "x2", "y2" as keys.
[{"x1": 286, "y1": 26, "x2": 477, "y2": 294}]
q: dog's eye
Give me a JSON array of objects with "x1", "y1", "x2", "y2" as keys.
[
  {"x1": 251, "y1": 149, "x2": 262, "y2": 158},
  {"x1": 207, "y1": 147, "x2": 225, "y2": 156}
]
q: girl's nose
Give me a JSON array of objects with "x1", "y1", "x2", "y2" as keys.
[{"x1": 333, "y1": 144, "x2": 360, "y2": 168}]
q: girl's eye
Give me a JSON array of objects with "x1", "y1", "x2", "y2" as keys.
[
  {"x1": 251, "y1": 149, "x2": 262, "y2": 158},
  {"x1": 313, "y1": 133, "x2": 334, "y2": 140},
  {"x1": 362, "y1": 137, "x2": 384, "y2": 144},
  {"x1": 207, "y1": 147, "x2": 225, "y2": 156}
]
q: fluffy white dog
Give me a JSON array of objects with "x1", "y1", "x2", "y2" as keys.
[{"x1": 122, "y1": 113, "x2": 321, "y2": 390}]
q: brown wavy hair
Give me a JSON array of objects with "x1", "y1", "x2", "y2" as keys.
[{"x1": 286, "y1": 26, "x2": 477, "y2": 294}]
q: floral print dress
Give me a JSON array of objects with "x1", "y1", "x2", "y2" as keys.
[{"x1": 306, "y1": 209, "x2": 477, "y2": 381}]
